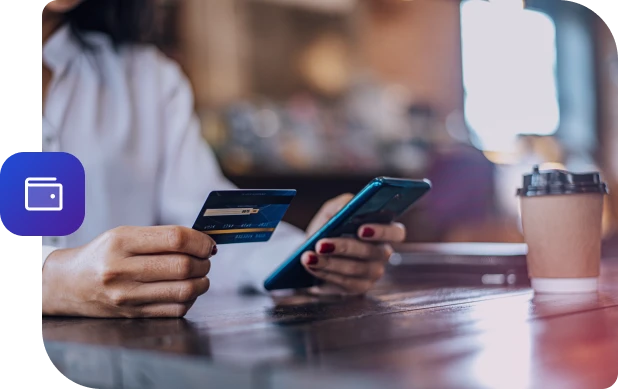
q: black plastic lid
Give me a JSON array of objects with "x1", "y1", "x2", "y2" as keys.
[{"x1": 516, "y1": 165, "x2": 609, "y2": 197}]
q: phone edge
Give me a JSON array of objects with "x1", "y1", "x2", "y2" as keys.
[
  {"x1": 263, "y1": 178, "x2": 431, "y2": 291},
  {"x1": 263, "y1": 179, "x2": 384, "y2": 290}
]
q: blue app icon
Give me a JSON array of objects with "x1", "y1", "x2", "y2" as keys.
[{"x1": 0, "y1": 152, "x2": 85, "y2": 236}]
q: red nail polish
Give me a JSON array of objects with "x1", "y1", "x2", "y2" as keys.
[
  {"x1": 307, "y1": 254, "x2": 319, "y2": 265},
  {"x1": 361, "y1": 227, "x2": 375, "y2": 238},
  {"x1": 211, "y1": 246, "x2": 218, "y2": 256},
  {"x1": 319, "y1": 243, "x2": 336, "y2": 254}
]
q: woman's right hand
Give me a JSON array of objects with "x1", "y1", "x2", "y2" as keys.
[{"x1": 42, "y1": 226, "x2": 216, "y2": 318}]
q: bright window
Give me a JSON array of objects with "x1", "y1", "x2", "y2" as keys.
[{"x1": 461, "y1": 0, "x2": 560, "y2": 153}]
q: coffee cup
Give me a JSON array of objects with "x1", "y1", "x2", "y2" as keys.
[{"x1": 517, "y1": 166, "x2": 609, "y2": 293}]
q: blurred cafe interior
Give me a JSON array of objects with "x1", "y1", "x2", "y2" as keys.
[{"x1": 151, "y1": 0, "x2": 618, "y2": 247}]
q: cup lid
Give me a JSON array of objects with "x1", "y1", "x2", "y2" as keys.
[{"x1": 516, "y1": 165, "x2": 609, "y2": 197}]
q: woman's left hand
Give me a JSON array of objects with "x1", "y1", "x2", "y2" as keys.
[{"x1": 301, "y1": 194, "x2": 406, "y2": 295}]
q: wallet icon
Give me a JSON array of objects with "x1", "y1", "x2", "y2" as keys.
[
  {"x1": 25, "y1": 177, "x2": 63, "y2": 212},
  {"x1": 1, "y1": 153, "x2": 84, "y2": 236}
]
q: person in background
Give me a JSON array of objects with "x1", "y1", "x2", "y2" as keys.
[{"x1": 42, "y1": 0, "x2": 406, "y2": 318}]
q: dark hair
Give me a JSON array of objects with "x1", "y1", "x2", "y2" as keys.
[{"x1": 64, "y1": 0, "x2": 156, "y2": 47}]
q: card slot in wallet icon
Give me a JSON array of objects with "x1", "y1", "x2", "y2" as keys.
[{"x1": 25, "y1": 177, "x2": 63, "y2": 211}]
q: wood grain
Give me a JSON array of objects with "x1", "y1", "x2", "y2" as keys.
[{"x1": 43, "y1": 258, "x2": 618, "y2": 389}]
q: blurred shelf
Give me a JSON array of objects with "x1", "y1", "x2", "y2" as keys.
[
  {"x1": 221, "y1": 170, "x2": 424, "y2": 181},
  {"x1": 223, "y1": 170, "x2": 395, "y2": 230},
  {"x1": 223, "y1": 170, "x2": 428, "y2": 232}
]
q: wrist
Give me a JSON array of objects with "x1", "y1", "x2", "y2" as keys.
[{"x1": 42, "y1": 248, "x2": 74, "y2": 316}]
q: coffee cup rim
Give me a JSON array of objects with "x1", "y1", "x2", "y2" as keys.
[{"x1": 516, "y1": 166, "x2": 609, "y2": 198}]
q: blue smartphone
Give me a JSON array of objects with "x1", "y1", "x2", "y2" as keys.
[{"x1": 263, "y1": 177, "x2": 432, "y2": 291}]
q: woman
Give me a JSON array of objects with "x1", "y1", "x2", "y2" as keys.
[{"x1": 42, "y1": 0, "x2": 406, "y2": 318}]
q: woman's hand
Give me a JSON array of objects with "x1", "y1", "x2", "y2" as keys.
[
  {"x1": 42, "y1": 226, "x2": 216, "y2": 318},
  {"x1": 301, "y1": 194, "x2": 406, "y2": 295}
]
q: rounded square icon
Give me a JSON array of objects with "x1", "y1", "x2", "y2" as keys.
[{"x1": 0, "y1": 152, "x2": 85, "y2": 236}]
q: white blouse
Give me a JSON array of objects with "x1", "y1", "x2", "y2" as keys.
[{"x1": 42, "y1": 25, "x2": 306, "y2": 293}]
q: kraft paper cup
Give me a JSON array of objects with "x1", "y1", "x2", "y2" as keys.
[{"x1": 517, "y1": 166, "x2": 608, "y2": 294}]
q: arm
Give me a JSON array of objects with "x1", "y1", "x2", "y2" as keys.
[{"x1": 155, "y1": 56, "x2": 305, "y2": 293}]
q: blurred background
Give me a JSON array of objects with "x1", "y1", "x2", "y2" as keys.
[{"x1": 150, "y1": 0, "x2": 617, "y2": 245}]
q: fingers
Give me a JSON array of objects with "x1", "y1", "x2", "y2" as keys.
[
  {"x1": 300, "y1": 220, "x2": 404, "y2": 295},
  {"x1": 358, "y1": 222, "x2": 406, "y2": 243},
  {"x1": 107, "y1": 277, "x2": 210, "y2": 306},
  {"x1": 301, "y1": 254, "x2": 374, "y2": 295},
  {"x1": 301, "y1": 252, "x2": 385, "y2": 280},
  {"x1": 102, "y1": 226, "x2": 217, "y2": 258},
  {"x1": 125, "y1": 255, "x2": 211, "y2": 283},
  {"x1": 315, "y1": 238, "x2": 392, "y2": 261}
]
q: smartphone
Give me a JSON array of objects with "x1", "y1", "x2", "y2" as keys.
[{"x1": 263, "y1": 177, "x2": 432, "y2": 291}]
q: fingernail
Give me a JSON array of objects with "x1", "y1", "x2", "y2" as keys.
[
  {"x1": 361, "y1": 227, "x2": 375, "y2": 238},
  {"x1": 307, "y1": 254, "x2": 319, "y2": 266},
  {"x1": 319, "y1": 243, "x2": 336, "y2": 254},
  {"x1": 211, "y1": 246, "x2": 218, "y2": 256}
]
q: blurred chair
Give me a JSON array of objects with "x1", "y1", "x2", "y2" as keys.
[{"x1": 405, "y1": 142, "x2": 524, "y2": 243}]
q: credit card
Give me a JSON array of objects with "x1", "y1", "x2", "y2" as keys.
[{"x1": 192, "y1": 190, "x2": 296, "y2": 244}]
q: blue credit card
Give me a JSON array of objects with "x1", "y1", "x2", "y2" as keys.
[{"x1": 192, "y1": 190, "x2": 296, "y2": 244}]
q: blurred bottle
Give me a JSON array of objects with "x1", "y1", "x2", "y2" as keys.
[{"x1": 283, "y1": 93, "x2": 324, "y2": 172}]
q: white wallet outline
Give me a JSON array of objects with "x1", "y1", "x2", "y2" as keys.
[{"x1": 25, "y1": 177, "x2": 63, "y2": 212}]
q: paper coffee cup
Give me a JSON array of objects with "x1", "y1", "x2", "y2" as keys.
[{"x1": 517, "y1": 166, "x2": 609, "y2": 294}]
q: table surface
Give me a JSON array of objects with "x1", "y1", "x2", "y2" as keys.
[{"x1": 43, "y1": 255, "x2": 618, "y2": 389}]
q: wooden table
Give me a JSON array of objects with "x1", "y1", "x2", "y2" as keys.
[{"x1": 43, "y1": 257, "x2": 618, "y2": 389}]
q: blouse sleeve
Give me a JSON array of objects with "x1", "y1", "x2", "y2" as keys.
[{"x1": 155, "y1": 54, "x2": 306, "y2": 293}]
